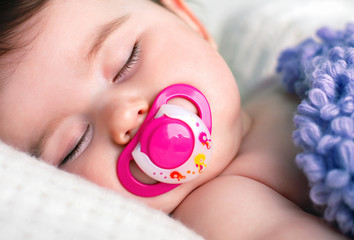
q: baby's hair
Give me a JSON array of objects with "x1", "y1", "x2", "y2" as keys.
[{"x1": 0, "y1": 0, "x2": 50, "y2": 57}]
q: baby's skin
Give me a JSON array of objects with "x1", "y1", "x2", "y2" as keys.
[
  {"x1": 173, "y1": 82, "x2": 347, "y2": 239},
  {"x1": 0, "y1": 0, "x2": 347, "y2": 239}
]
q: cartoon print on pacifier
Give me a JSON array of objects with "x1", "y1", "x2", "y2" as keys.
[
  {"x1": 170, "y1": 171, "x2": 186, "y2": 181},
  {"x1": 199, "y1": 132, "x2": 211, "y2": 149},
  {"x1": 195, "y1": 153, "x2": 207, "y2": 173},
  {"x1": 117, "y1": 84, "x2": 212, "y2": 197}
]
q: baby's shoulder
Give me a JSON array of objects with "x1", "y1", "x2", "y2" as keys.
[
  {"x1": 223, "y1": 80, "x2": 310, "y2": 207},
  {"x1": 173, "y1": 174, "x2": 305, "y2": 239}
]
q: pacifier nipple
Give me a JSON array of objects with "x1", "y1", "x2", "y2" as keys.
[{"x1": 117, "y1": 84, "x2": 212, "y2": 197}]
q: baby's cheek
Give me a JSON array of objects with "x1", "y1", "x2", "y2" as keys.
[{"x1": 61, "y1": 147, "x2": 119, "y2": 189}]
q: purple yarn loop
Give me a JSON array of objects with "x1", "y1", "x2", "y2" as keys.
[{"x1": 277, "y1": 23, "x2": 354, "y2": 236}]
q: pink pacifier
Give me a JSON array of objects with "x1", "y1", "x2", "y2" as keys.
[{"x1": 117, "y1": 84, "x2": 212, "y2": 197}]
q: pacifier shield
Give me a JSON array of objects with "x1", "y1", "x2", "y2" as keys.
[
  {"x1": 140, "y1": 116, "x2": 194, "y2": 169},
  {"x1": 117, "y1": 84, "x2": 212, "y2": 197}
]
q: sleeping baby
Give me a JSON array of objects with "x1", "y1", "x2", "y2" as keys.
[{"x1": 0, "y1": 0, "x2": 348, "y2": 239}]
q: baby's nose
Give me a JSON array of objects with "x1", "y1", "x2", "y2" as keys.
[{"x1": 104, "y1": 98, "x2": 149, "y2": 145}]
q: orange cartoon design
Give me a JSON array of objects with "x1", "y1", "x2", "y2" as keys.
[
  {"x1": 199, "y1": 132, "x2": 211, "y2": 149},
  {"x1": 170, "y1": 171, "x2": 186, "y2": 181},
  {"x1": 195, "y1": 153, "x2": 207, "y2": 173}
]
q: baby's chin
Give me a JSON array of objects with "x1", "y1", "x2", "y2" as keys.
[{"x1": 143, "y1": 180, "x2": 204, "y2": 214}]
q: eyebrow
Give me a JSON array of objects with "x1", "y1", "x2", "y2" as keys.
[{"x1": 87, "y1": 14, "x2": 130, "y2": 60}]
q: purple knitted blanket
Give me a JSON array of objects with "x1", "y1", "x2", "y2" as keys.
[{"x1": 277, "y1": 24, "x2": 354, "y2": 236}]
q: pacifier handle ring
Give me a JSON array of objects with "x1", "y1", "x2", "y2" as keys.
[
  {"x1": 150, "y1": 84, "x2": 212, "y2": 133},
  {"x1": 117, "y1": 140, "x2": 178, "y2": 197}
]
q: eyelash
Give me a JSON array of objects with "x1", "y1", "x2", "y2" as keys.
[
  {"x1": 113, "y1": 40, "x2": 141, "y2": 82},
  {"x1": 59, "y1": 124, "x2": 92, "y2": 167}
]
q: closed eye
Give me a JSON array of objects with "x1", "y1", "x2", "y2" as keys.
[
  {"x1": 113, "y1": 40, "x2": 141, "y2": 82},
  {"x1": 59, "y1": 123, "x2": 93, "y2": 167}
]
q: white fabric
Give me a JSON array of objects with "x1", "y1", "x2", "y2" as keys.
[
  {"x1": 0, "y1": 142, "x2": 202, "y2": 240},
  {"x1": 216, "y1": 0, "x2": 354, "y2": 98}
]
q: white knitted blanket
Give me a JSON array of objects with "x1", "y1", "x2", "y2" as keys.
[{"x1": 0, "y1": 142, "x2": 202, "y2": 240}]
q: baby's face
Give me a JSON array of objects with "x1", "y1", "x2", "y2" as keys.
[{"x1": 0, "y1": 0, "x2": 243, "y2": 212}]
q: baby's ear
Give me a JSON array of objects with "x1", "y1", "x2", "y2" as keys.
[{"x1": 159, "y1": 0, "x2": 217, "y2": 49}]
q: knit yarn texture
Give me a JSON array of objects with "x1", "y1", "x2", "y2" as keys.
[{"x1": 277, "y1": 24, "x2": 354, "y2": 236}]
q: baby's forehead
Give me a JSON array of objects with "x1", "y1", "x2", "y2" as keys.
[{"x1": 0, "y1": 0, "x2": 163, "y2": 78}]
